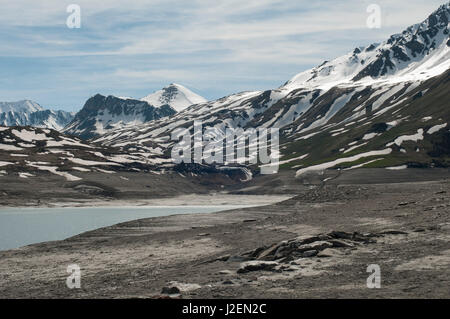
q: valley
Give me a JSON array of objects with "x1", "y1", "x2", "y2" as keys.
[{"x1": 0, "y1": 2, "x2": 449, "y2": 300}]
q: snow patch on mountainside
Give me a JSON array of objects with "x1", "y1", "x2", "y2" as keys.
[
  {"x1": 427, "y1": 123, "x2": 447, "y2": 134},
  {"x1": 295, "y1": 149, "x2": 393, "y2": 176}
]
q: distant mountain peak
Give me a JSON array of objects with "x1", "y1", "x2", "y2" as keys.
[
  {"x1": 0, "y1": 100, "x2": 43, "y2": 114},
  {"x1": 0, "y1": 100, "x2": 73, "y2": 130},
  {"x1": 141, "y1": 83, "x2": 207, "y2": 112}
]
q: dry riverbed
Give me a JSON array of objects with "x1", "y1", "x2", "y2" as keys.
[{"x1": 0, "y1": 169, "x2": 449, "y2": 298}]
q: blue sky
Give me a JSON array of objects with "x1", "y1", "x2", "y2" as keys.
[{"x1": 0, "y1": 0, "x2": 446, "y2": 112}]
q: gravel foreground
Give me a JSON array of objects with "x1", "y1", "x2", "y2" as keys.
[{"x1": 0, "y1": 169, "x2": 449, "y2": 299}]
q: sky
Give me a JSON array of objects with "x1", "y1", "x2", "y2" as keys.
[{"x1": 0, "y1": 0, "x2": 446, "y2": 112}]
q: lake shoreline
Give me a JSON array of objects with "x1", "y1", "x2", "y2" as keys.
[
  {"x1": 0, "y1": 194, "x2": 294, "y2": 209},
  {"x1": 1, "y1": 169, "x2": 449, "y2": 298},
  {"x1": 0, "y1": 176, "x2": 449, "y2": 298},
  {"x1": 0, "y1": 204, "x2": 268, "y2": 252}
]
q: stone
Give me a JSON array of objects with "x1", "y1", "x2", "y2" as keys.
[
  {"x1": 161, "y1": 286, "x2": 180, "y2": 295},
  {"x1": 329, "y1": 239, "x2": 355, "y2": 248},
  {"x1": 228, "y1": 255, "x2": 253, "y2": 262},
  {"x1": 242, "y1": 247, "x2": 265, "y2": 257},
  {"x1": 352, "y1": 232, "x2": 376, "y2": 243},
  {"x1": 380, "y1": 230, "x2": 408, "y2": 235},
  {"x1": 152, "y1": 294, "x2": 182, "y2": 299},
  {"x1": 317, "y1": 248, "x2": 344, "y2": 258},
  {"x1": 362, "y1": 232, "x2": 380, "y2": 238},
  {"x1": 197, "y1": 233, "x2": 210, "y2": 237},
  {"x1": 237, "y1": 261, "x2": 278, "y2": 274},
  {"x1": 219, "y1": 255, "x2": 231, "y2": 261},
  {"x1": 328, "y1": 231, "x2": 353, "y2": 240},
  {"x1": 296, "y1": 241, "x2": 333, "y2": 252},
  {"x1": 257, "y1": 244, "x2": 281, "y2": 260},
  {"x1": 278, "y1": 265, "x2": 296, "y2": 272},
  {"x1": 166, "y1": 281, "x2": 201, "y2": 292},
  {"x1": 302, "y1": 250, "x2": 318, "y2": 257},
  {"x1": 288, "y1": 235, "x2": 320, "y2": 247},
  {"x1": 318, "y1": 234, "x2": 332, "y2": 241},
  {"x1": 273, "y1": 245, "x2": 292, "y2": 259}
]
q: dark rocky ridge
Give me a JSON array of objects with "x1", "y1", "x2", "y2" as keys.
[
  {"x1": 64, "y1": 94, "x2": 176, "y2": 140},
  {"x1": 353, "y1": 3, "x2": 449, "y2": 81}
]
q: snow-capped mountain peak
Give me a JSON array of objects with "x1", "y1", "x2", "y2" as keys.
[
  {"x1": 285, "y1": 3, "x2": 449, "y2": 91},
  {"x1": 141, "y1": 83, "x2": 207, "y2": 112},
  {"x1": 0, "y1": 100, "x2": 43, "y2": 114},
  {"x1": 0, "y1": 100, "x2": 73, "y2": 131}
]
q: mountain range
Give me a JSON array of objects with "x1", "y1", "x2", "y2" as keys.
[
  {"x1": 0, "y1": 84, "x2": 206, "y2": 140},
  {"x1": 0, "y1": 3, "x2": 449, "y2": 181},
  {"x1": 0, "y1": 100, "x2": 74, "y2": 131},
  {"x1": 63, "y1": 83, "x2": 206, "y2": 139}
]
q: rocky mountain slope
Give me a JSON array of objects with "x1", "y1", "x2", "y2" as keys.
[
  {"x1": 0, "y1": 100, "x2": 74, "y2": 131},
  {"x1": 0, "y1": 126, "x2": 145, "y2": 181},
  {"x1": 94, "y1": 3, "x2": 450, "y2": 176},
  {"x1": 63, "y1": 94, "x2": 177, "y2": 140},
  {"x1": 0, "y1": 125, "x2": 250, "y2": 183},
  {"x1": 63, "y1": 84, "x2": 206, "y2": 140},
  {"x1": 1, "y1": 4, "x2": 449, "y2": 182}
]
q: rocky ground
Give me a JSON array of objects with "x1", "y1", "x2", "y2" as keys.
[{"x1": 0, "y1": 168, "x2": 449, "y2": 298}]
